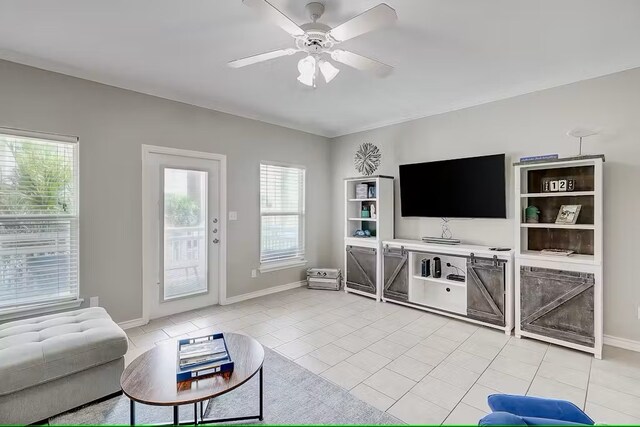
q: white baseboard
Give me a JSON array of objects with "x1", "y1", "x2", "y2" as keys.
[
  {"x1": 222, "y1": 281, "x2": 306, "y2": 305},
  {"x1": 604, "y1": 334, "x2": 640, "y2": 353},
  {"x1": 118, "y1": 317, "x2": 147, "y2": 330}
]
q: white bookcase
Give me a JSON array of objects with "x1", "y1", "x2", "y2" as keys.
[
  {"x1": 343, "y1": 176, "x2": 394, "y2": 301},
  {"x1": 514, "y1": 155, "x2": 604, "y2": 358}
]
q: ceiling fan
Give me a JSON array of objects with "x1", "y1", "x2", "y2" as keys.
[{"x1": 229, "y1": 0, "x2": 398, "y2": 87}]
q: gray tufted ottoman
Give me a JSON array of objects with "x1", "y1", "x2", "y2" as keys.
[{"x1": 0, "y1": 307, "x2": 129, "y2": 424}]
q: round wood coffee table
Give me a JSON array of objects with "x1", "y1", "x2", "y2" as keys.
[{"x1": 121, "y1": 332, "x2": 265, "y2": 425}]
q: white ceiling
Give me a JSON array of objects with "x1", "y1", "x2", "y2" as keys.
[{"x1": 1, "y1": 0, "x2": 640, "y2": 137}]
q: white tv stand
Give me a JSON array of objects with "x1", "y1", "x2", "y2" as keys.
[{"x1": 382, "y1": 239, "x2": 514, "y2": 334}]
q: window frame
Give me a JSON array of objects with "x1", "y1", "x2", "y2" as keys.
[
  {"x1": 0, "y1": 127, "x2": 82, "y2": 320},
  {"x1": 258, "y1": 160, "x2": 306, "y2": 273}
]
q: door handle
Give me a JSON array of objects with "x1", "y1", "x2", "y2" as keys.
[{"x1": 213, "y1": 238, "x2": 219, "y2": 244}]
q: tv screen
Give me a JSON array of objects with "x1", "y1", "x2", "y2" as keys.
[{"x1": 399, "y1": 154, "x2": 506, "y2": 218}]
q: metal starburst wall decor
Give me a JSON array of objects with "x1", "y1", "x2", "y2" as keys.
[{"x1": 354, "y1": 142, "x2": 381, "y2": 176}]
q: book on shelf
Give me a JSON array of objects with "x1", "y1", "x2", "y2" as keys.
[{"x1": 540, "y1": 249, "x2": 575, "y2": 256}]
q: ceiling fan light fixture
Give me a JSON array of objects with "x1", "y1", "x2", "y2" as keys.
[
  {"x1": 297, "y1": 55, "x2": 317, "y2": 87},
  {"x1": 319, "y1": 59, "x2": 340, "y2": 83}
]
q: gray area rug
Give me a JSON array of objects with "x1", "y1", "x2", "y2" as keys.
[{"x1": 51, "y1": 347, "x2": 401, "y2": 425}]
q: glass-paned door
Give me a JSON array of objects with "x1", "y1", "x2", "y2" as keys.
[
  {"x1": 143, "y1": 149, "x2": 221, "y2": 319},
  {"x1": 162, "y1": 168, "x2": 208, "y2": 300}
]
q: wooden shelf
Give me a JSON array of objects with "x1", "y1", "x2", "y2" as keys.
[
  {"x1": 521, "y1": 191, "x2": 594, "y2": 198},
  {"x1": 348, "y1": 217, "x2": 377, "y2": 222},
  {"x1": 518, "y1": 250, "x2": 596, "y2": 264},
  {"x1": 520, "y1": 223, "x2": 595, "y2": 230},
  {"x1": 412, "y1": 275, "x2": 466, "y2": 288},
  {"x1": 348, "y1": 198, "x2": 377, "y2": 202}
]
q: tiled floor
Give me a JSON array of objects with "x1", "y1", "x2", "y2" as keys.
[{"x1": 124, "y1": 287, "x2": 640, "y2": 425}]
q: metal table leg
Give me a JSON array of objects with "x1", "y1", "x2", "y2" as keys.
[
  {"x1": 130, "y1": 399, "x2": 136, "y2": 426},
  {"x1": 173, "y1": 406, "x2": 179, "y2": 426},
  {"x1": 259, "y1": 365, "x2": 264, "y2": 421}
]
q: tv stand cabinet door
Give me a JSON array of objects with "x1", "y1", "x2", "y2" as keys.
[
  {"x1": 466, "y1": 259, "x2": 506, "y2": 326},
  {"x1": 345, "y1": 246, "x2": 377, "y2": 295},
  {"x1": 383, "y1": 247, "x2": 408, "y2": 302}
]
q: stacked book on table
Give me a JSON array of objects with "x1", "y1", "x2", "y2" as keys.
[{"x1": 176, "y1": 333, "x2": 234, "y2": 382}]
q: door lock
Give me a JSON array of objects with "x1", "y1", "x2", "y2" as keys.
[
  {"x1": 212, "y1": 228, "x2": 218, "y2": 233},
  {"x1": 213, "y1": 238, "x2": 219, "y2": 244},
  {"x1": 212, "y1": 218, "x2": 218, "y2": 224}
]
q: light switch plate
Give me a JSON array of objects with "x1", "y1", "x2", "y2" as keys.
[{"x1": 229, "y1": 211, "x2": 238, "y2": 221}]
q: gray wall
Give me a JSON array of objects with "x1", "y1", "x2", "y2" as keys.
[
  {"x1": 330, "y1": 67, "x2": 640, "y2": 342},
  {"x1": 0, "y1": 59, "x2": 331, "y2": 323}
]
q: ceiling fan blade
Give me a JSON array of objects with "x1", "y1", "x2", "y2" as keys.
[
  {"x1": 330, "y1": 50, "x2": 393, "y2": 77},
  {"x1": 242, "y1": 0, "x2": 305, "y2": 36},
  {"x1": 328, "y1": 3, "x2": 397, "y2": 42},
  {"x1": 228, "y1": 48, "x2": 297, "y2": 68}
]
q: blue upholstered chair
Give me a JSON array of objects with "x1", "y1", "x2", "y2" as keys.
[{"x1": 479, "y1": 394, "x2": 595, "y2": 426}]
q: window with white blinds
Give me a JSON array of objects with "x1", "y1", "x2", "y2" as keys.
[
  {"x1": 0, "y1": 130, "x2": 79, "y2": 311},
  {"x1": 260, "y1": 162, "x2": 305, "y2": 266}
]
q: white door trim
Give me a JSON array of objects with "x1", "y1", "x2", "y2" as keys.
[{"x1": 141, "y1": 144, "x2": 228, "y2": 322}]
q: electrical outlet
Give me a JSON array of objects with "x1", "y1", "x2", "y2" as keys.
[
  {"x1": 90, "y1": 296, "x2": 99, "y2": 307},
  {"x1": 251, "y1": 269, "x2": 257, "y2": 278},
  {"x1": 637, "y1": 305, "x2": 640, "y2": 320},
  {"x1": 229, "y1": 211, "x2": 238, "y2": 221}
]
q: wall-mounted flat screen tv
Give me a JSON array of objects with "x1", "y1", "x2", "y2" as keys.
[{"x1": 399, "y1": 153, "x2": 506, "y2": 218}]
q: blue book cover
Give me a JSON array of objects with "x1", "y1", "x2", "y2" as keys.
[{"x1": 520, "y1": 154, "x2": 559, "y2": 162}]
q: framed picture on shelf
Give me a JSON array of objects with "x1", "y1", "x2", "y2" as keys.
[
  {"x1": 367, "y1": 184, "x2": 376, "y2": 199},
  {"x1": 555, "y1": 204, "x2": 582, "y2": 224}
]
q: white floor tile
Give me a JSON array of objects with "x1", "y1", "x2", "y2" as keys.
[
  {"x1": 544, "y1": 345, "x2": 592, "y2": 373},
  {"x1": 457, "y1": 340, "x2": 503, "y2": 359},
  {"x1": 346, "y1": 348, "x2": 392, "y2": 374},
  {"x1": 528, "y1": 376, "x2": 586, "y2": 409},
  {"x1": 411, "y1": 376, "x2": 466, "y2": 410},
  {"x1": 590, "y1": 365, "x2": 640, "y2": 398},
  {"x1": 255, "y1": 333, "x2": 284, "y2": 348},
  {"x1": 270, "y1": 325, "x2": 307, "y2": 342},
  {"x1": 385, "y1": 354, "x2": 434, "y2": 382},
  {"x1": 489, "y1": 355, "x2": 539, "y2": 382},
  {"x1": 403, "y1": 343, "x2": 449, "y2": 366},
  {"x1": 275, "y1": 339, "x2": 317, "y2": 359},
  {"x1": 508, "y1": 335, "x2": 549, "y2": 352},
  {"x1": 350, "y1": 383, "x2": 396, "y2": 412},
  {"x1": 367, "y1": 338, "x2": 409, "y2": 359},
  {"x1": 333, "y1": 334, "x2": 371, "y2": 353},
  {"x1": 309, "y1": 343, "x2": 353, "y2": 366},
  {"x1": 321, "y1": 361, "x2": 371, "y2": 390},
  {"x1": 386, "y1": 330, "x2": 423, "y2": 347},
  {"x1": 419, "y1": 334, "x2": 460, "y2": 353},
  {"x1": 321, "y1": 322, "x2": 357, "y2": 338},
  {"x1": 477, "y1": 368, "x2": 530, "y2": 394},
  {"x1": 462, "y1": 383, "x2": 500, "y2": 413},
  {"x1": 499, "y1": 342, "x2": 546, "y2": 365},
  {"x1": 537, "y1": 360, "x2": 589, "y2": 389},
  {"x1": 351, "y1": 325, "x2": 389, "y2": 343},
  {"x1": 162, "y1": 321, "x2": 198, "y2": 337},
  {"x1": 294, "y1": 354, "x2": 330, "y2": 374},
  {"x1": 445, "y1": 349, "x2": 492, "y2": 374},
  {"x1": 298, "y1": 329, "x2": 336, "y2": 348},
  {"x1": 428, "y1": 361, "x2": 480, "y2": 390},
  {"x1": 444, "y1": 402, "x2": 488, "y2": 425},
  {"x1": 364, "y1": 368, "x2": 416, "y2": 399},
  {"x1": 387, "y1": 392, "x2": 450, "y2": 425},
  {"x1": 586, "y1": 401, "x2": 640, "y2": 425}
]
